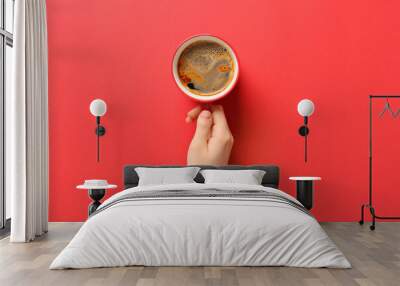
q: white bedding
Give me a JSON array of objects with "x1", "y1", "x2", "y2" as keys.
[{"x1": 50, "y1": 183, "x2": 351, "y2": 269}]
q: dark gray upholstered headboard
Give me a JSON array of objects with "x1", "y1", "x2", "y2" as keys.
[{"x1": 123, "y1": 165, "x2": 280, "y2": 189}]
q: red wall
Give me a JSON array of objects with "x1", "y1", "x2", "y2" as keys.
[{"x1": 47, "y1": 0, "x2": 400, "y2": 222}]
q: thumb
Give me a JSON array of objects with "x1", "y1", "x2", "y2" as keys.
[{"x1": 193, "y1": 110, "x2": 212, "y2": 143}]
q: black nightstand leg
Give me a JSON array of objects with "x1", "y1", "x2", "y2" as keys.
[
  {"x1": 296, "y1": 181, "x2": 314, "y2": 210},
  {"x1": 88, "y1": 189, "x2": 106, "y2": 216}
]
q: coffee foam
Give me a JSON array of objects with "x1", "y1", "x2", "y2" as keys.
[{"x1": 177, "y1": 41, "x2": 235, "y2": 96}]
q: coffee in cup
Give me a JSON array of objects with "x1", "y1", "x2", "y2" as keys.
[{"x1": 172, "y1": 35, "x2": 239, "y2": 102}]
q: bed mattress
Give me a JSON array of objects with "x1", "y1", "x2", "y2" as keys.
[{"x1": 50, "y1": 183, "x2": 350, "y2": 269}]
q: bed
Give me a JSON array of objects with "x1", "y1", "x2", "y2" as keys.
[{"x1": 50, "y1": 165, "x2": 350, "y2": 269}]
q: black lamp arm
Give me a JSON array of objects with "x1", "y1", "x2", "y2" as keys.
[
  {"x1": 95, "y1": 116, "x2": 106, "y2": 162},
  {"x1": 298, "y1": 116, "x2": 310, "y2": 162}
]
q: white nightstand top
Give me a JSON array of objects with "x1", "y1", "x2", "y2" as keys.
[
  {"x1": 76, "y1": 179, "x2": 117, "y2": 190},
  {"x1": 289, "y1": 177, "x2": 321, "y2": 181},
  {"x1": 77, "y1": 184, "x2": 117, "y2": 190}
]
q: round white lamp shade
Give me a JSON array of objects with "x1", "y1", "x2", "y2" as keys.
[
  {"x1": 297, "y1": 99, "x2": 315, "y2": 117},
  {"x1": 90, "y1": 99, "x2": 107, "y2": 117}
]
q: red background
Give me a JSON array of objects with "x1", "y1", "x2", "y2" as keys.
[{"x1": 47, "y1": 0, "x2": 400, "y2": 222}]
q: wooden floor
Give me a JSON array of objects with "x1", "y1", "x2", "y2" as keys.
[{"x1": 0, "y1": 222, "x2": 399, "y2": 286}]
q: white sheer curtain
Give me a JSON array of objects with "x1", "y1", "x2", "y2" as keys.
[{"x1": 8, "y1": 0, "x2": 48, "y2": 242}]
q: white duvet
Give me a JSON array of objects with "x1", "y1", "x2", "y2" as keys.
[{"x1": 50, "y1": 183, "x2": 351, "y2": 269}]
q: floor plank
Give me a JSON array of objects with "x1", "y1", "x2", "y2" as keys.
[{"x1": 0, "y1": 222, "x2": 399, "y2": 286}]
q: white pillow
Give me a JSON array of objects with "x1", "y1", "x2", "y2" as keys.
[
  {"x1": 135, "y1": 167, "x2": 200, "y2": 186},
  {"x1": 200, "y1": 169, "x2": 266, "y2": 185}
]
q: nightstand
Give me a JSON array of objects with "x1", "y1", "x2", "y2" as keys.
[
  {"x1": 289, "y1": 177, "x2": 321, "y2": 210},
  {"x1": 77, "y1": 180, "x2": 117, "y2": 216}
]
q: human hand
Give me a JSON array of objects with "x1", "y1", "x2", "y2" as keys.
[{"x1": 186, "y1": 105, "x2": 234, "y2": 165}]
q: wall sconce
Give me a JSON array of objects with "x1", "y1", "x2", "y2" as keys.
[
  {"x1": 297, "y1": 99, "x2": 315, "y2": 162},
  {"x1": 89, "y1": 99, "x2": 107, "y2": 162}
]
